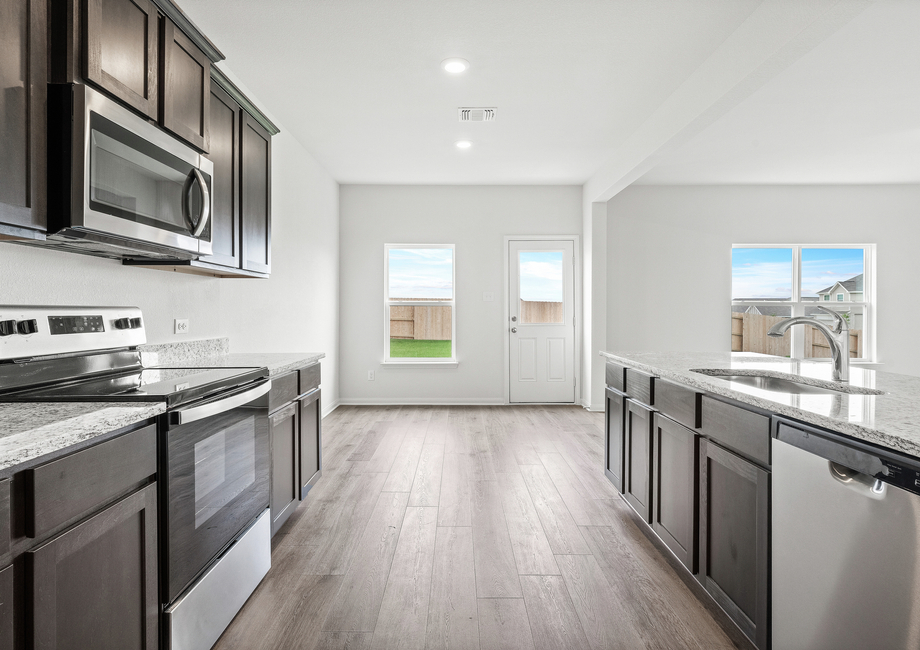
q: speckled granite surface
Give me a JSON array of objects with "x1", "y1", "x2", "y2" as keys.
[
  {"x1": 601, "y1": 351, "x2": 920, "y2": 458},
  {"x1": 165, "y1": 352, "x2": 325, "y2": 377},
  {"x1": 0, "y1": 402, "x2": 163, "y2": 474},
  {"x1": 138, "y1": 337, "x2": 230, "y2": 367}
]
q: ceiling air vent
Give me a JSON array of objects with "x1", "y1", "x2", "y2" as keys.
[{"x1": 459, "y1": 107, "x2": 496, "y2": 122}]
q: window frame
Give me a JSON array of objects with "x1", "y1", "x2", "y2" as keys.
[
  {"x1": 731, "y1": 244, "x2": 876, "y2": 362},
  {"x1": 383, "y1": 243, "x2": 457, "y2": 365}
]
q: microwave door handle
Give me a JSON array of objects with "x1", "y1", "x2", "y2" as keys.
[
  {"x1": 170, "y1": 380, "x2": 271, "y2": 425},
  {"x1": 182, "y1": 168, "x2": 211, "y2": 238}
]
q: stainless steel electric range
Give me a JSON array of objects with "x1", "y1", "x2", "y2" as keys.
[{"x1": 0, "y1": 305, "x2": 272, "y2": 650}]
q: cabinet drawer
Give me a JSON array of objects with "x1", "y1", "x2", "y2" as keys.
[
  {"x1": 656, "y1": 379, "x2": 700, "y2": 430},
  {"x1": 605, "y1": 362, "x2": 626, "y2": 392},
  {"x1": 625, "y1": 368, "x2": 656, "y2": 406},
  {"x1": 700, "y1": 396, "x2": 770, "y2": 467},
  {"x1": 299, "y1": 363, "x2": 321, "y2": 395},
  {"x1": 26, "y1": 425, "x2": 156, "y2": 538},
  {"x1": 269, "y1": 371, "x2": 298, "y2": 412}
]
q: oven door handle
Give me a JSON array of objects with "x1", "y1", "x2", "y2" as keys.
[{"x1": 170, "y1": 380, "x2": 271, "y2": 425}]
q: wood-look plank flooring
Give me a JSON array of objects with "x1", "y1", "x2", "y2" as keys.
[{"x1": 213, "y1": 406, "x2": 738, "y2": 650}]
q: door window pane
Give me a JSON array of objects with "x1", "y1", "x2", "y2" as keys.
[
  {"x1": 731, "y1": 305, "x2": 793, "y2": 355},
  {"x1": 731, "y1": 248, "x2": 793, "y2": 300},
  {"x1": 801, "y1": 248, "x2": 864, "y2": 302},
  {"x1": 387, "y1": 248, "x2": 453, "y2": 299},
  {"x1": 519, "y1": 251, "x2": 563, "y2": 323}
]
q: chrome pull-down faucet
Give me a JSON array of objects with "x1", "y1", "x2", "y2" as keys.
[{"x1": 767, "y1": 306, "x2": 850, "y2": 382}]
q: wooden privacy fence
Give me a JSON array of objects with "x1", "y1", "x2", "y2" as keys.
[
  {"x1": 520, "y1": 300, "x2": 563, "y2": 323},
  {"x1": 390, "y1": 305, "x2": 451, "y2": 340},
  {"x1": 732, "y1": 312, "x2": 862, "y2": 358}
]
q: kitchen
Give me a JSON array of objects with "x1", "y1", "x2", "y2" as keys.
[{"x1": 0, "y1": 0, "x2": 918, "y2": 648}]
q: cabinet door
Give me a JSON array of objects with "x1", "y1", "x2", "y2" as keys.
[
  {"x1": 0, "y1": 565, "x2": 11, "y2": 650},
  {"x1": 240, "y1": 112, "x2": 272, "y2": 274},
  {"x1": 270, "y1": 403, "x2": 298, "y2": 537},
  {"x1": 652, "y1": 414, "x2": 698, "y2": 572},
  {"x1": 623, "y1": 399, "x2": 654, "y2": 522},
  {"x1": 161, "y1": 19, "x2": 210, "y2": 151},
  {"x1": 604, "y1": 388, "x2": 625, "y2": 492},
  {"x1": 298, "y1": 389, "x2": 322, "y2": 500},
  {"x1": 84, "y1": 0, "x2": 158, "y2": 119},
  {"x1": 0, "y1": 0, "x2": 47, "y2": 238},
  {"x1": 28, "y1": 483, "x2": 158, "y2": 650},
  {"x1": 199, "y1": 81, "x2": 240, "y2": 268},
  {"x1": 699, "y1": 439, "x2": 770, "y2": 650}
]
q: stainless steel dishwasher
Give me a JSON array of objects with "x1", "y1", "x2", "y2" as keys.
[{"x1": 773, "y1": 417, "x2": 920, "y2": 650}]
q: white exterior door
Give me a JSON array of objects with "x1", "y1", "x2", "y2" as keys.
[{"x1": 509, "y1": 240, "x2": 575, "y2": 403}]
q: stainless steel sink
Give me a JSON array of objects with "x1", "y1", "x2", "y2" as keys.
[{"x1": 690, "y1": 369, "x2": 884, "y2": 396}]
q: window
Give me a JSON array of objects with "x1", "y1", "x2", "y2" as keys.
[
  {"x1": 731, "y1": 245, "x2": 874, "y2": 361},
  {"x1": 384, "y1": 245, "x2": 456, "y2": 363}
]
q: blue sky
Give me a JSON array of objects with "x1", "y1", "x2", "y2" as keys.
[
  {"x1": 732, "y1": 248, "x2": 863, "y2": 299},
  {"x1": 519, "y1": 251, "x2": 563, "y2": 302},
  {"x1": 388, "y1": 248, "x2": 453, "y2": 299}
]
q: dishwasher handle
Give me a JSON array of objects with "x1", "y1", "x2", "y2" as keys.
[{"x1": 829, "y1": 461, "x2": 887, "y2": 497}]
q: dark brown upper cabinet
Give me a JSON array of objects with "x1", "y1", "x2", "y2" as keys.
[
  {"x1": 52, "y1": 0, "x2": 214, "y2": 151},
  {"x1": 0, "y1": 0, "x2": 48, "y2": 240},
  {"x1": 84, "y1": 0, "x2": 159, "y2": 120},
  {"x1": 161, "y1": 19, "x2": 210, "y2": 150},
  {"x1": 241, "y1": 112, "x2": 272, "y2": 274},
  {"x1": 198, "y1": 81, "x2": 241, "y2": 269}
]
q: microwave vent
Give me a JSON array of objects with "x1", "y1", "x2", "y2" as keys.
[{"x1": 459, "y1": 107, "x2": 496, "y2": 122}]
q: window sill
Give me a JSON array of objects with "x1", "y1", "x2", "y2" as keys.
[{"x1": 382, "y1": 360, "x2": 459, "y2": 369}]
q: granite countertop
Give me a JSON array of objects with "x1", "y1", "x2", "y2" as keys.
[
  {"x1": 155, "y1": 352, "x2": 324, "y2": 377},
  {"x1": 0, "y1": 402, "x2": 164, "y2": 475},
  {"x1": 601, "y1": 351, "x2": 920, "y2": 458}
]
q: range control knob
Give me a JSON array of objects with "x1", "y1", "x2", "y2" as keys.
[
  {"x1": 17, "y1": 319, "x2": 38, "y2": 335},
  {"x1": 130, "y1": 317, "x2": 142, "y2": 329},
  {"x1": 0, "y1": 320, "x2": 16, "y2": 337},
  {"x1": 113, "y1": 318, "x2": 131, "y2": 330}
]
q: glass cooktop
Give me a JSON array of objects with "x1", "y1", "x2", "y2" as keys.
[{"x1": 4, "y1": 366, "x2": 268, "y2": 408}]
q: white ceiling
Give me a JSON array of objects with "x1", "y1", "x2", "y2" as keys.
[
  {"x1": 636, "y1": 0, "x2": 920, "y2": 185},
  {"x1": 178, "y1": 0, "x2": 918, "y2": 188}
]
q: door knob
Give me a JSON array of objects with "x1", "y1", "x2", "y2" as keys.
[
  {"x1": 511, "y1": 327, "x2": 517, "y2": 333},
  {"x1": 511, "y1": 316, "x2": 517, "y2": 322}
]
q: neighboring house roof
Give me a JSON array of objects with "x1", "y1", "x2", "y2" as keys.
[
  {"x1": 817, "y1": 273, "x2": 863, "y2": 295},
  {"x1": 731, "y1": 305, "x2": 792, "y2": 317}
]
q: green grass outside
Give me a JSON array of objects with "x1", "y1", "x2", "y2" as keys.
[{"x1": 390, "y1": 339, "x2": 452, "y2": 358}]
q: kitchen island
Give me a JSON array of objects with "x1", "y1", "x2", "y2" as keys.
[{"x1": 601, "y1": 350, "x2": 920, "y2": 650}]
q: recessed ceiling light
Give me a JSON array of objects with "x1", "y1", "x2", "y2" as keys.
[
  {"x1": 455, "y1": 140, "x2": 472, "y2": 149},
  {"x1": 442, "y1": 58, "x2": 470, "y2": 74}
]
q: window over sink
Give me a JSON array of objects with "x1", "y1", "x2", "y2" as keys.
[
  {"x1": 731, "y1": 245, "x2": 875, "y2": 362},
  {"x1": 384, "y1": 244, "x2": 456, "y2": 364}
]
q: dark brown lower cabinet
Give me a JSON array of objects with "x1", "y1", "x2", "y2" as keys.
[
  {"x1": 0, "y1": 565, "x2": 11, "y2": 650},
  {"x1": 298, "y1": 389, "x2": 322, "y2": 500},
  {"x1": 27, "y1": 483, "x2": 158, "y2": 650},
  {"x1": 652, "y1": 414, "x2": 698, "y2": 572},
  {"x1": 699, "y1": 438, "x2": 770, "y2": 650},
  {"x1": 270, "y1": 402, "x2": 299, "y2": 536},
  {"x1": 623, "y1": 399, "x2": 654, "y2": 522},
  {"x1": 604, "y1": 388, "x2": 626, "y2": 492}
]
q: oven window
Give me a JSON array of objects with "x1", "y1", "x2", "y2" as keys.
[{"x1": 193, "y1": 416, "x2": 256, "y2": 529}]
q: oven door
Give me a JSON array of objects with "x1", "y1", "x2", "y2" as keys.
[
  {"x1": 163, "y1": 379, "x2": 270, "y2": 604},
  {"x1": 65, "y1": 84, "x2": 214, "y2": 257}
]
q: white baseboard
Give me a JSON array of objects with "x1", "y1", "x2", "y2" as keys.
[
  {"x1": 338, "y1": 397, "x2": 506, "y2": 406},
  {"x1": 584, "y1": 403, "x2": 605, "y2": 412},
  {"x1": 321, "y1": 399, "x2": 341, "y2": 418}
]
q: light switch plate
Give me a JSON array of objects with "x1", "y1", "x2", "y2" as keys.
[{"x1": 483, "y1": 292, "x2": 495, "y2": 302}]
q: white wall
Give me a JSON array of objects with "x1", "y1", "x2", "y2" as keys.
[
  {"x1": 606, "y1": 184, "x2": 920, "y2": 376},
  {"x1": 339, "y1": 185, "x2": 582, "y2": 403},
  {"x1": 0, "y1": 91, "x2": 341, "y2": 410},
  {"x1": 219, "y1": 129, "x2": 341, "y2": 409}
]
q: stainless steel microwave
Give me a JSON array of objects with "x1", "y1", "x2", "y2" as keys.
[{"x1": 43, "y1": 84, "x2": 213, "y2": 260}]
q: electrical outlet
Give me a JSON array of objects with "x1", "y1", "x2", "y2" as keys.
[
  {"x1": 483, "y1": 292, "x2": 495, "y2": 302},
  {"x1": 367, "y1": 370, "x2": 375, "y2": 381},
  {"x1": 174, "y1": 319, "x2": 190, "y2": 334}
]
